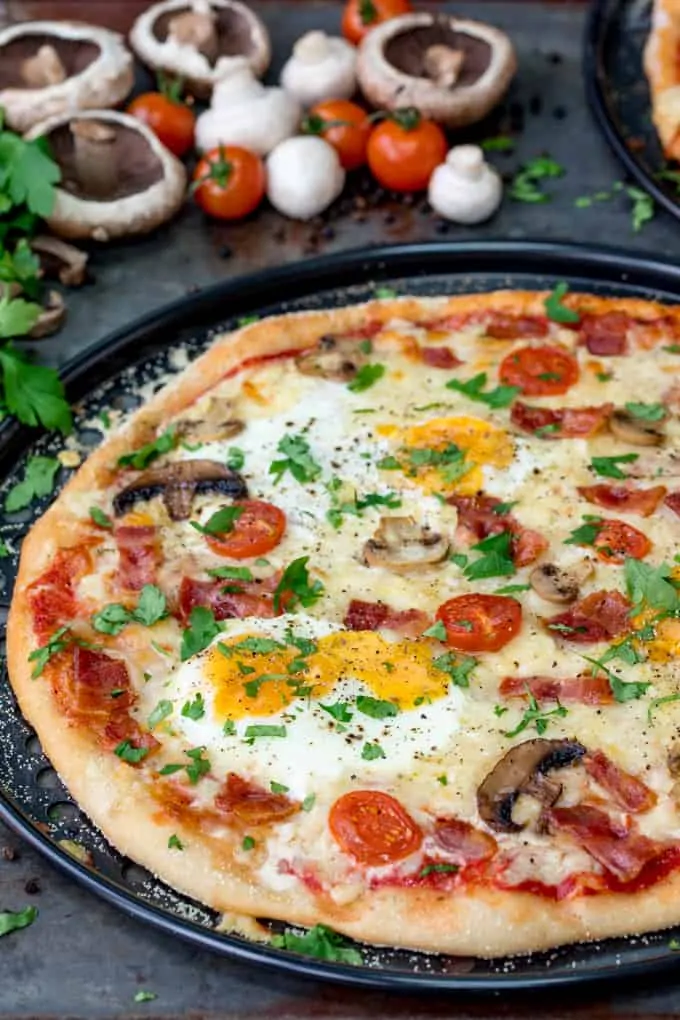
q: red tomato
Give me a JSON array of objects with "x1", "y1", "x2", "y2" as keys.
[
  {"x1": 342, "y1": 0, "x2": 412, "y2": 44},
  {"x1": 591, "y1": 520, "x2": 652, "y2": 564},
  {"x1": 499, "y1": 344, "x2": 580, "y2": 396},
  {"x1": 193, "y1": 146, "x2": 266, "y2": 221},
  {"x1": 304, "y1": 99, "x2": 371, "y2": 171},
  {"x1": 366, "y1": 111, "x2": 447, "y2": 192},
  {"x1": 127, "y1": 92, "x2": 195, "y2": 157},
  {"x1": 435, "y1": 594, "x2": 522, "y2": 652},
  {"x1": 205, "y1": 500, "x2": 286, "y2": 559},
  {"x1": 329, "y1": 791, "x2": 423, "y2": 865}
]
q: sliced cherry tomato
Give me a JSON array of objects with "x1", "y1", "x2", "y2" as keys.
[
  {"x1": 590, "y1": 519, "x2": 651, "y2": 564},
  {"x1": 499, "y1": 344, "x2": 579, "y2": 396},
  {"x1": 366, "y1": 110, "x2": 447, "y2": 193},
  {"x1": 342, "y1": 0, "x2": 412, "y2": 44},
  {"x1": 436, "y1": 594, "x2": 522, "y2": 652},
  {"x1": 127, "y1": 92, "x2": 195, "y2": 158},
  {"x1": 303, "y1": 99, "x2": 371, "y2": 171},
  {"x1": 192, "y1": 146, "x2": 266, "y2": 221},
  {"x1": 204, "y1": 500, "x2": 286, "y2": 559},
  {"x1": 329, "y1": 791, "x2": 423, "y2": 865}
]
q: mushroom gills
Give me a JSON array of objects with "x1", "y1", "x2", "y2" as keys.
[
  {"x1": 384, "y1": 22, "x2": 492, "y2": 88},
  {"x1": 168, "y1": 5, "x2": 219, "y2": 63},
  {"x1": 21, "y1": 44, "x2": 66, "y2": 86},
  {"x1": 153, "y1": 4, "x2": 261, "y2": 67},
  {"x1": 0, "y1": 34, "x2": 99, "y2": 91},
  {"x1": 529, "y1": 561, "x2": 593, "y2": 605},
  {"x1": 113, "y1": 459, "x2": 248, "y2": 520},
  {"x1": 363, "y1": 516, "x2": 450, "y2": 572},
  {"x1": 477, "y1": 738, "x2": 587, "y2": 833},
  {"x1": 609, "y1": 408, "x2": 665, "y2": 447},
  {"x1": 295, "y1": 335, "x2": 371, "y2": 381},
  {"x1": 174, "y1": 400, "x2": 244, "y2": 443}
]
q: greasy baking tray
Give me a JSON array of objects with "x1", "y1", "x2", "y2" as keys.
[
  {"x1": 3, "y1": 241, "x2": 680, "y2": 992},
  {"x1": 584, "y1": 0, "x2": 680, "y2": 222}
]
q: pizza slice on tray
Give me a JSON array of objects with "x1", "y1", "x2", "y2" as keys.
[{"x1": 645, "y1": 0, "x2": 680, "y2": 159}]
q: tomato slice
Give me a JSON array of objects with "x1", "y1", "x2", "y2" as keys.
[
  {"x1": 329, "y1": 791, "x2": 423, "y2": 866},
  {"x1": 435, "y1": 594, "x2": 522, "y2": 652},
  {"x1": 499, "y1": 344, "x2": 579, "y2": 396},
  {"x1": 591, "y1": 519, "x2": 651, "y2": 564},
  {"x1": 205, "y1": 500, "x2": 286, "y2": 559}
]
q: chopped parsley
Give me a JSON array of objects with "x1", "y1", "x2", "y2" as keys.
[
  {"x1": 418, "y1": 863, "x2": 459, "y2": 878},
  {"x1": 663, "y1": 344, "x2": 680, "y2": 354},
  {"x1": 181, "y1": 693, "x2": 205, "y2": 720},
  {"x1": 625, "y1": 402, "x2": 666, "y2": 422},
  {"x1": 326, "y1": 477, "x2": 401, "y2": 529},
  {"x1": 180, "y1": 606, "x2": 221, "y2": 660},
  {"x1": 148, "y1": 699, "x2": 173, "y2": 731},
  {"x1": 168, "y1": 834, "x2": 183, "y2": 851},
  {"x1": 133, "y1": 991, "x2": 157, "y2": 1004},
  {"x1": 302, "y1": 793, "x2": 316, "y2": 811},
  {"x1": 564, "y1": 517, "x2": 602, "y2": 546},
  {"x1": 503, "y1": 691, "x2": 568, "y2": 738},
  {"x1": 582, "y1": 654, "x2": 649, "y2": 703},
  {"x1": 270, "y1": 781, "x2": 289, "y2": 794},
  {"x1": 118, "y1": 428, "x2": 175, "y2": 470},
  {"x1": 647, "y1": 693, "x2": 680, "y2": 724},
  {"x1": 184, "y1": 746, "x2": 211, "y2": 784},
  {"x1": 356, "y1": 696, "x2": 398, "y2": 719},
  {"x1": 495, "y1": 583, "x2": 531, "y2": 595},
  {"x1": 624, "y1": 558, "x2": 680, "y2": 613},
  {"x1": 509, "y1": 155, "x2": 564, "y2": 203},
  {"x1": 89, "y1": 506, "x2": 113, "y2": 529},
  {"x1": 222, "y1": 719, "x2": 236, "y2": 736},
  {"x1": 432, "y1": 652, "x2": 477, "y2": 688},
  {"x1": 348, "y1": 364, "x2": 385, "y2": 392},
  {"x1": 242, "y1": 835, "x2": 256, "y2": 851},
  {"x1": 463, "y1": 531, "x2": 515, "y2": 581},
  {"x1": 374, "y1": 286, "x2": 397, "y2": 299},
  {"x1": 271, "y1": 924, "x2": 362, "y2": 965},
  {"x1": 226, "y1": 446, "x2": 245, "y2": 470},
  {"x1": 190, "y1": 506, "x2": 244, "y2": 536},
  {"x1": 92, "y1": 584, "x2": 167, "y2": 635},
  {"x1": 446, "y1": 371, "x2": 519, "y2": 410},
  {"x1": 480, "y1": 135, "x2": 514, "y2": 152},
  {"x1": 273, "y1": 556, "x2": 324, "y2": 612},
  {"x1": 437, "y1": 774, "x2": 448, "y2": 785},
  {"x1": 207, "y1": 565, "x2": 254, "y2": 581},
  {"x1": 5, "y1": 455, "x2": 60, "y2": 513},
  {"x1": 28, "y1": 625, "x2": 71, "y2": 678},
  {"x1": 114, "y1": 740, "x2": 151, "y2": 764},
  {"x1": 244, "y1": 724, "x2": 287, "y2": 741},
  {"x1": 269, "y1": 433, "x2": 322, "y2": 485},
  {"x1": 321, "y1": 701, "x2": 353, "y2": 723},
  {"x1": 0, "y1": 906, "x2": 38, "y2": 938},
  {"x1": 423, "y1": 620, "x2": 447, "y2": 641},
  {"x1": 544, "y1": 282, "x2": 580, "y2": 324},
  {"x1": 361, "y1": 741, "x2": 385, "y2": 761},
  {"x1": 590, "y1": 453, "x2": 639, "y2": 479}
]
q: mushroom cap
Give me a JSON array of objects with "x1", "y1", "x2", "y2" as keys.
[
  {"x1": 0, "y1": 21, "x2": 134, "y2": 134},
  {"x1": 25, "y1": 110, "x2": 187, "y2": 243},
  {"x1": 130, "y1": 0, "x2": 271, "y2": 99},
  {"x1": 356, "y1": 12, "x2": 516, "y2": 128}
]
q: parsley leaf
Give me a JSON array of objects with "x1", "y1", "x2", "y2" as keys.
[
  {"x1": 361, "y1": 741, "x2": 385, "y2": 760},
  {"x1": 207, "y1": 565, "x2": 253, "y2": 581},
  {"x1": 624, "y1": 559, "x2": 680, "y2": 613},
  {"x1": 269, "y1": 433, "x2": 322, "y2": 485},
  {"x1": 503, "y1": 691, "x2": 568, "y2": 737},
  {"x1": 590, "y1": 453, "x2": 639, "y2": 479},
  {"x1": 118, "y1": 428, "x2": 176, "y2": 470},
  {"x1": 509, "y1": 155, "x2": 564, "y2": 203},
  {"x1": 226, "y1": 446, "x2": 245, "y2": 470},
  {"x1": 0, "y1": 293, "x2": 40, "y2": 338},
  {"x1": 184, "y1": 746, "x2": 210, "y2": 784},
  {"x1": 446, "y1": 371, "x2": 519, "y2": 409},
  {"x1": 181, "y1": 606, "x2": 221, "y2": 660},
  {"x1": 5, "y1": 455, "x2": 60, "y2": 512},
  {"x1": 148, "y1": 700, "x2": 173, "y2": 730},
  {"x1": 244, "y1": 724, "x2": 287, "y2": 740},
  {"x1": 432, "y1": 652, "x2": 477, "y2": 688},
  {"x1": 190, "y1": 505, "x2": 243, "y2": 536},
  {"x1": 181, "y1": 693, "x2": 205, "y2": 720},
  {"x1": 418, "y1": 863, "x2": 459, "y2": 878},
  {"x1": 463, "y1": 531, "x2": 515, "y2": 581},
  {"x1": 495, "y1": 583, "x2": 531, "y2": 594},
  {"x1": 270, "y1": 781, "x2": 289, "y2": 794},
  {"x1": 114, "y1": 740, "x2": 151, "y2": 764},
  {"x1": 565, "y1": 518, "x2": 602, "y2": 546},
  {"x1": 374, "y1": 286, "x2": 397, "y2": 299},
  {"x1": 0, "y1": 129, "x2": 61, "y2": 216},
  {"x1": 28, "y1": 625, "x2": 71, "y2": 678},
  {"x1": 627, "y1": 185, "x2": 654, "y2": 232},
  {"x1": 544, "y1": 282, "x2": 580, "y2": 324},
  {"x1": 423, "y1": 620, "x2": 447, "y2": 640},
  {"x1": 273, "y1": 556, "x2": 324, "y2": 612},
  {"x1": 326, "y1": 477, "x2": 401, "y2": 528},
  {"x1": 92, "y1": 585, "x2": 167, "y2": 635},
  {"x1": 133, "y1": 990, "x2": 157, "y2": 1004},
  {"x1": 242, "y1": 835, "x2": 256, "y2": 850},
  {"x1": 348, "y1": 364, "x2": 385, "y2": 392},
  {"x1": 356, "y1": 696, "x2": 398, "y2": 719},
  {"x1": 648, "y1": 693, "x2": 680, "y2": 724},
  {"x1": 480, "y1": 135, "x2": 514, "y2": 152},
  {"x1": 320, "y1": 701, "x2": 353, "y2": 723},
  {"x1": 0, "y1": 905, "x2": 38, "y2": 938},
  {"x1": 89, "y1": 506, "x2": 113, "y2": 529},
  {"x1": 271, "y1": 924, "x2": 362, "y2": 965},
  {"x1": 168, "y1": 834, "x2": 183, "y2": 850},
  {"x1": 581, "y1": 654, "x2": 650, "y2": 703}
]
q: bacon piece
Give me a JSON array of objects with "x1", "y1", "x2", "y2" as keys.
[
  {"x1": 579, "y1": 312, "x2": 630, "y2": 356},
  {"x1": 583, "y1": 750, "x2": 657, "y2": 813},
  {"x1": 512, "y1": 527, "x2": 548, "y2": 567},
  {"x1": 545, "y1": 804, "x2": 663, "y2": 883},
  {"x1": 178, "y1": 575, "x2": 280, "y2": 623},
  {"x1": 28, "y1": 546, "x2": 94, "y2": 641},
  {"x1": 500, "y1": 673, "x2": 613, "y2": 705},
  {"x1": 214, "y1": 772, "x2": 299, "y2": 825},
  {"x1": 433, "y1": 817, "x2": 497, "y2": 864},
  {"x1": 420, "y1": 345, "x2": 461, "y2": 369},
  {"x1": 578, "y1": 483, "x2": 667, "y2": 518},
  {"x1": 511, "y1": 401, "x2": 612, "y2": 438},
  {"x1": 343, "y1": 598, "x2": 430, "y2": 637},
  {"x1": 114, "y1": 525, "x2": 160, "y2": 591},
  {"x1": 483, "y1": 313, "x2": 548, "y2": 340},
  {"x1": 544, "y1": 589, "x2": 631, "y2": 644},
  {"x1": 665, "y1": 492, "x2": 680, "y2": 517},
  {"x1": 448, "y1": 494, "x2": 547, "y2": 568}
]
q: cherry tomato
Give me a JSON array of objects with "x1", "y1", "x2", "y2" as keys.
[
  {"x1": 366, "y1": 111, "x2": 447, "y2": 192},
  {"x1": 329, "y1": 791, "x2": 423, "y2": 865},
  {"x1": 192, "y1": 146, "x2": 266, "y2": 221},
  {"x1": 303, "y1": 99, "x2": 371, "y2": 171},
  {"x1": 127, "y1": 92, "x2": 195, "y2": 158},
  {"x1": 590, "y1": 519, "x2": 652, "y2": 564},
  {"x1": 499, "y1": 344, "x2": 579, "y2": 396},
  {"x1": 205, "y1": 500, "x2": 286, "y2": 559},
  {"x1": 342, "y1": 0, "x2": 412, "y2": 44},
  {"x1": 436, "y1": 594, "x2": 522, "y2": 653}
]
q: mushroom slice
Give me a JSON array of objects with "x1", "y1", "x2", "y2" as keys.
[
  {"x1": 296, "y1": 335, "x2": 370, "y2": 382},
  {"x1": 31, "y1": 235, "x2": 88, "y2": 287},
  {"x1": 25, "y1": 111, "x2": 186, "y2": 242},
  {"x1": 130, "y1": 0, "x2": 271, "y2": 99},
  {"x1": 529, "y1": 560, "x2": 594, "y2": 605},
  {"x1": 364, "y1": 516, "x2": 449, "y2": 572},
  {"x1": 113, "y1": 460, "x2": 248, "y2": 521},
  {"x1": 609, "y1": 408, "x2": 666, "y2": 447},
  {"x1": 28, "y1": 289, "x2": 66, "y2": 339},
  {"x1": 356, "y1": 13, "x2": 516, "y2": 128},
  {"x1": 174, "y1": 399, "x2": 244, "y2": 444},
  {"x1": 477, "y1": 738, "x2": 586, "y2": 833},
  {"x1": 0, "y1": 21, "x2": 133, "y2": 133}
]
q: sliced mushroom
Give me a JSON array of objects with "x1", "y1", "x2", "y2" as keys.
[
  {"x1": 31, "y1": 235, "x2": 88, "y2": 287},
  {"x1": 609, "y1": 408, "x2": 665, "y2": 447},
  {"x1": 130, "y1": 0, "x2": 271, "y2": 99},
  {"x1": 25, "y1": 111, "x2": 186, "y2": 242},
  {"x1": 113, "y1": 460, "x2": 248, "y2": 521},
  {"x1": 0, "y1": 21, "x2": 133, "y2": 133},
  {"x1": 364, "y1": 516, "x2": 449, "y2": 572},
  {"x1": 296, "y1": 335, "x2": 370, "y2": 382},
  {"x1": 529, "y1": 560, "x2": 594, "y2": 605},
  {"x1": 28, "y1": 289, "x2": 66, "y2": 339},
  {"x1": 356, "y1": 13, "x2": 516, "y2": 128},
  {"x1": 174, "y1": 399, "x2": 244, "y2": 444},
  {"x1": 477, "y1": 738, "x2": 586, "y2": 833}
]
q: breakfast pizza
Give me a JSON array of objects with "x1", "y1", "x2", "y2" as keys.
[
  {"x1": 8, "y1": 286, "x2": 680, "y2": 960},
  {"x1": 644, "y1": 0, "x2": 680, "y2": 160}
]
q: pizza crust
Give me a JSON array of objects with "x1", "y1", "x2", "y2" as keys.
[{"x1": 645, "y1": 0, "x2": 680, "y2": 159}]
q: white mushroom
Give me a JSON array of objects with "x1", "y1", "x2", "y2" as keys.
[
  {"x1": 130, "y1": 0, "x2": 271, "y2": 99},
  {"x1": 280, "y1": 31, "x2": 357, "y2": 108},
  {"x1": 266, "y1": 136, "x2": 345, "y2": 221},
  {"x1": 195, "y1": 66, "x2": 301, "y2": 156},
  {"x1": 609, "y1": 408, "x2": 666, "y2": 447},
  {"x1": 428, "y1": 145, "x2": 502, "y2": 224},
  {"x1": 0, "y1": 21, "x2": 133, "y2": 133},
  {"x1": 30, "y1": 236, "x2": 88, "y2": 287},
  {"x1": 295, "y1": 334, "x2": 370, "y2": 381},
  {"x1": 363, "y1": 516, "x2": 450, "y2": 572},
  {"x1": 529, "y1": 561, "x2": 594, "y2": 605}
]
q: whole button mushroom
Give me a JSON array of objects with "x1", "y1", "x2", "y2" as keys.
[
  {"x1": 0, "y1": 21, "x2": 134, "y2": 133},
  {"x1": 195, "y1": 66, "x2": 301, "y2": 156},
  {"x1": 266, "y1": 136, "x2": 345, "y2": 221},
  {"x1": 428, "y1": 144, "x2": 502, "y2": 224},
  {"x1": 280, "y1": 31, "x2": 357, "y2": 107}
]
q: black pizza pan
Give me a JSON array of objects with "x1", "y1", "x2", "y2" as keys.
[
  {"x1": 584, "y1": 0, "x2": 680, "y2": 223},
  {"x1": 3, "y1": 241, "x2": 680, "y2": 993}
]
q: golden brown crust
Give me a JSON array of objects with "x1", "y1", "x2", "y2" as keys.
[
  {"x1": 645, "y1": 0, "x2": 680, "y2": 158},
  {"x1": 9, "y1": 289, "x2": 680, "y2": 959}
]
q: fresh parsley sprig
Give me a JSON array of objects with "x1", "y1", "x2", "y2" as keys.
[
  {"x1": 269, "y1": 433, "x2": 322, "y2": 485},
  {"x1": 446, "y1": 372, "x2": 519, "y2": 409}
]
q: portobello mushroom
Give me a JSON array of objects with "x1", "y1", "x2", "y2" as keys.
[
  {"x1": 363, "y1": 516, "x2": 449, "y2": 572},
  {"x1": 295, "y1": 335, "x2": 370, "y2": 382},
  {"x1": 477, "y1": 738, "x2": 586, "y2": 833},
  {"x1": 114, "y1": 459, "x2": 248, "y2": 520}
]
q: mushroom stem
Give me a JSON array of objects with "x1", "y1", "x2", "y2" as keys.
[
  {"x1": 168, "y1": 5, "x2": 219, "y2": 63},
  {"x1": 31, "y1": 236, "x2": 89, "y2": 287},
  {"x1": 423, "y1": 44, "x2": 465, "y2": 87},
  {"x1": 70, "y1": 120, "x2": 118, "y2": 200},
  {"x1": 21, "y1": 44, "x2": 67, "y2": 87}
]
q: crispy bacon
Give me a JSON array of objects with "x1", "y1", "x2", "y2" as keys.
[
  {"x1": 28, "y1": 546, "x2": 94, "y2": 641},
  {"x1": 483, "y1": 313, "x2": 548, "y2": 340},
  {"x1": 511, "y1": 401, "x2": 613, "y2": 439},
  {"x1": 419, "y1": 345, "x2": 461, "y2": 369},
  {"x1": 500, "y1": 673, "x2": 613, "y2": 705},
  {"x1": 114, "y1": 525, "x2": 160, "y2": 591},
  {"x1": 448, "y1": 494, "x2": 547, "y2": 568},
  {"x1": 579, "y1": 312, "x2": 630, "y2": 356},
  {"x1": 343, "y1": 599, "x2": 430, "y2": 636},
  {"x1": 214, "y1": 772, "x2": 299, "y2": 825},
  {"x1": 544, "y1": 589, "x2": 631, "y2": 644},
  {"x1": 433, "y1": 817, "x2": 497, "y2": 864},
  {"x1": 178, "y1": 575, "x2": 280, "y2": 624},
  {"x1": 665, "y1": 492, "x2": 680, "y2": 517},
  {"x1": 578, "y1": 483, "x2": 667, "y2": 518},
  {"x1": 545, "y1": 804, "x2": 663, "y2": 883},
  {"x1": 583, "y1": 750, "x2": 657, "y2": 813}
]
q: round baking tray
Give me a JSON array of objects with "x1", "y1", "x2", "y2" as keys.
[
  {"x1": 3, "y1": 240, "x2": 680, "y2": 992},
  {"x1": 584, "y1": 0, "x2": 680, "y2": 223}
]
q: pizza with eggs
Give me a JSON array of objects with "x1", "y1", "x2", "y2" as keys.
[
  {"x1": 8, "y1": 285, "x2": 680, "y2": 959},
  {"x1": 645, "y1": 0, "x2": 680, "y2": 161}
]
